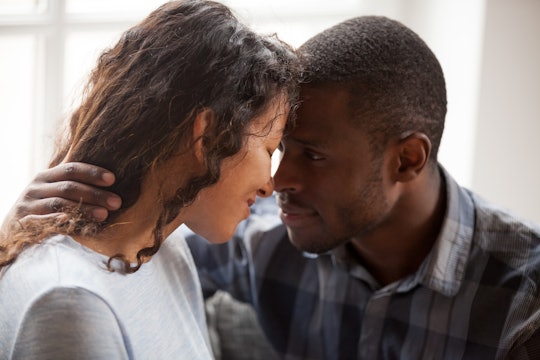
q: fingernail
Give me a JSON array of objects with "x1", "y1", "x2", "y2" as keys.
[
  {"x1": 102, "y1": 172, "x2": 115, "y2": 184},
  {"x1": 92, "y1": 208, "x2": 108, "y2": 221},
  {"x1": 107, "y1": 197, "x2": 122, "y2": 209}
]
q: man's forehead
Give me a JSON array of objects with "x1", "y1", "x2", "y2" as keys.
[
  {"x1": 282, "y1": 131, "x2": 331, "y2": 150},
  {"x1": 300, "y1": 82, "x2": 350, "y2": 98}
]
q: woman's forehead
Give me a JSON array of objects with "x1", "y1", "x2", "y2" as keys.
[{"x1": 249, "y1": 97, "x2": 289, "y2": 135}]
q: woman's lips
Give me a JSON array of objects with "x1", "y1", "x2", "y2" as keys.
[{"x1": 242, "y1": 198, "x2": 256, "y2": 219}]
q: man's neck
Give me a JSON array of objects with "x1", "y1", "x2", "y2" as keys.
[{"x1": 349, "y1": 170, "x2": 446, "y2": 286}]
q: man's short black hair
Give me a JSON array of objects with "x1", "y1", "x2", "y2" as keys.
[{"x1": 298, "y1": 16, "x2": 447, "y2": 160}]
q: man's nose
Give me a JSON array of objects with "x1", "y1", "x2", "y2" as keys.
[{"x1": 273, "y1": 157, "x2": 299, "y2": 193}]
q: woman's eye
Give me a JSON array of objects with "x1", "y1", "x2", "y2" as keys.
[{"x1": 268, "y1": 147, "x2": 279, "y2": 158}]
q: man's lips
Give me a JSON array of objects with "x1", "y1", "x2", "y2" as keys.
[
  {"x1": 279, "y1": 203, "x2": 313, "y2": 215},
  {"x1": 278, "y1": 202, "x2": 319, "y2": 227}
]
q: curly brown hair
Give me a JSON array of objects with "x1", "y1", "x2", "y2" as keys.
[{"x1": 1, "y1": 0, "x2": 300, "y2": 272}]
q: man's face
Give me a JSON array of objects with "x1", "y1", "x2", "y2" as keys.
[{"x1": 274, "y1": 84, "x2": 392, "y2": 253}]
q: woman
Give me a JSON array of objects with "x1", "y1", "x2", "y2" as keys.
[{"x1": 0, "y1": 0, "x2": 299, "y2": 358}]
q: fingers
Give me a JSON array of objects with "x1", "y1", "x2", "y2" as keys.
[
  {"x1": 10, "y1": 162, "x2": 122, "y2": 223},
  {"x1": 25, "y1": 180, "x2": 121, "y2": 210},
  {"x1": 16, "y1": 197, "x2": 111, "y2": 222},
  {"x1": 35, "y1": 162, "x2": 116, "y2": 187}
]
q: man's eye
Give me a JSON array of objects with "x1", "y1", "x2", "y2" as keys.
[{"x1": 305, "y1": 151, "x2": 324, "y2": 161}]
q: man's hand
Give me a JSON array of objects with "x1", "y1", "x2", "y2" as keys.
[{"x1": 4, "y1": 162, "x2": 122, "y2": 226}]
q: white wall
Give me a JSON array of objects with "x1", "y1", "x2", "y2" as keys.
[
  {"x1": 387, "y1": 1, "x2": 487, "y2": 190},
  {"x1": 473, "y1": 0, "x2": 540, "y2": 224}
]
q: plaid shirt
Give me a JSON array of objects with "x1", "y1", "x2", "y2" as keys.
[{"x1": 186, "y1": 167, "x2": 540, "y2": 359}]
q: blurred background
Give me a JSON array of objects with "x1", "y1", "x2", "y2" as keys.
[{"x1": 0, "y1": 0, "x2": 539, "y2": 224}]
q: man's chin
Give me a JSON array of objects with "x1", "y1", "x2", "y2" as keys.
[{"x1": 286, "y1": 227, "x2": 335, "y2": 254}]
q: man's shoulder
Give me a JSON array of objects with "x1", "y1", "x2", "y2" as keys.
[
  {"x1": 468, "y1": 192, "x2": 540, "y2": 287},
  {"x1": 471, "y1": 192, "x2": 540, "y2": 248}
]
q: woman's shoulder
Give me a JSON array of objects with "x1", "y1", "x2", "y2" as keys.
[
  {"x1": 2, "y1": 234, "x2": 69, "y2": 278},
  {"x1": 0, "y1": 234, "x2": 109, "y2": 309},
  {"x1": 3, "y1": 286, "x2": 128, "y2": 359},
  {"x1": 0, "y1": 236, "x2": 125, "y2": 357},
  {"x1": 158, "y1": 231, "x2": 195, "y2": 267},
  {"x1": 154, "y1": 232, "x2": 202, "y2": 290}
]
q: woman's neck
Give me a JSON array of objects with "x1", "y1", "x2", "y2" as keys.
[
  {"x1": 73, "y1": 206, "x2": 158, "y2": 263},
  {"x1": 73, "y1": 187, "x2": 186, "y2": 264},
  {"x1": 72, "y1": 155, "x2": 196, "y2": 263}
]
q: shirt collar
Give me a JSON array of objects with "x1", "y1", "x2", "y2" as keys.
[{"x1": 415, "y1": 165, "x2": 475, "y2": 296}]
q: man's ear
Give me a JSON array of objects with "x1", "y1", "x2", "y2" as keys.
[
  {"x1": 394, "y1": 132, "x2": 431, "y2": 182},
  {"x1": 192, "y1": 109, "x2": 214, "y2": 163}
]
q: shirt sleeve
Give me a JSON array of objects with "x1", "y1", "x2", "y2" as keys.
[
  {"x1": 507, "y1": 326, "x2": 540, "y2": 360},
  {"x1": 11, "y1": 287, "x2": 130, "y2": 360}
]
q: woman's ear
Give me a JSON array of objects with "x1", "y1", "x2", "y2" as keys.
[
  {"x1": 192, "y1": 109, "x2": 214, "y2": 163},
  {"x1": 395, "y1": 132, "x2": 431, "y2": 182}
]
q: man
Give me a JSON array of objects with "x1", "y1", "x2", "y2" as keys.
[{"x1": 5, "y1": 16, "x2": 540, "y2": 359}]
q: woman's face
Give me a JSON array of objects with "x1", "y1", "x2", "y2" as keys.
[{"x1": 184, "y1": 99, "x2": 288, "y2": 243}]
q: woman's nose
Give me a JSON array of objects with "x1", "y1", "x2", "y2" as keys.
[{"x1": 257, "y1": 177, "x2": 274, "y2": 198}]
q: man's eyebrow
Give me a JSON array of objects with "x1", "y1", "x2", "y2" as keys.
[{"x1": 285, "y1": 136, "x2": 330, "y2": 150}]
